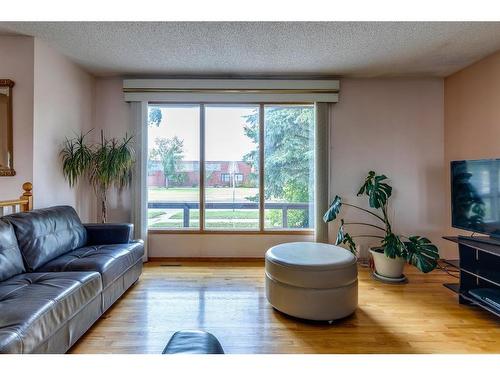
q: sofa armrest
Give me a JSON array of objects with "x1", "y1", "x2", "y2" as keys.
[{"x1": 84, "y1": 223, "x2": 133, "y2": 245}]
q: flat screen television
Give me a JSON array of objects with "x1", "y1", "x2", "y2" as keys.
[{"x1": 451, "y1": 159, "x2": 500, "y2": 239}]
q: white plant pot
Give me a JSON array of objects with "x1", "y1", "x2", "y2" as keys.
[{"x1": 369, "y1": 248, "x2": 406, "y2": 279}]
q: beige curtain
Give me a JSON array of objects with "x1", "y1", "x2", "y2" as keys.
[
  {"x1": 131, "y1": 101, "x2": 148, "y2": 261},
  {"x1": 314, "y1": 102, "x2": 330, "y2": 243}
]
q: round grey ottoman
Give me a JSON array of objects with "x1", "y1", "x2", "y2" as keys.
[{"x1": 265, "y1": 242, "x2": 358, "y2": 321}]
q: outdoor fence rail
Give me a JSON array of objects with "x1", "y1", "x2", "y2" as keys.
[{"x1": 148, "y1": 201, "x2": 313, "y2": 228}]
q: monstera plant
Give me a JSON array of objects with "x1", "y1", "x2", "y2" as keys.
[{"x1": 323, "y1": 171, "x2": 439, "y2": 276}]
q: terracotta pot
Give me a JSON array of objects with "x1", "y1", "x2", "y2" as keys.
[{"x1": 369, "y1": 248, "x2": 405, "y2": 279}]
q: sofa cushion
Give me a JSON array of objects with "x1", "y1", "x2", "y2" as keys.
[
  {"x1": 2, "y1": 206, "x2": 87, "y2": 271},
  {"x1": 36, "y1": 241, "x2": 144, "y2": 288},
  {"x1": 84, "y1": 223, "x2": 133, "y2": 245},
  {"x1": 0, "y1": 271, "x2": 102, "y2": 354},
  {"x1": 0, "y1": 221, "x2": 25, "y2": 282}
]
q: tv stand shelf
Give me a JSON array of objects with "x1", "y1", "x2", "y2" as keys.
[
  {"x1": 443, "y1": 259, "x2": 459, "y2": 268},
  {"x1": 443, "y1": 236, "x2": 500, "y2": 318},
  {"x1": 443, "y1": 282, "x2": 460, "y2": 294}
]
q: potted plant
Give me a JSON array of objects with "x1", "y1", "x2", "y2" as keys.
[
  {"x1": 323, "y1": 171, "x2": 439, "y2": 280},
  {"x1": 61, "y1": 130, "x2": 134, "y2": 223}
]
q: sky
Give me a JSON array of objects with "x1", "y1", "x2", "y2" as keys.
[{"x1": 148, "y1": 105, "x2": 258, "y2": 161}]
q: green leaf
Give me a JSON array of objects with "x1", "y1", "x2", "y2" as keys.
[
  {"x1": 61, "y1": 129, "x2": 135, "y2": 222},
  {"x1": 323, "y1": 195, "x2": 342, "y2": 223},
  {"x1": 89, "y1": 133, "x2": 135, "y2": 192},
  {"x1": 335, "y1": 219, "x2": 357, "y2": 254},
  {"x1": 60, "y1": 131, "x2": 93, "y2": 187},
  {"x1": 150, "y1": 136, "x2": 185, "y2": 187},
  {"x1": 335, "y1": 219, "x2": 345, "y2": 245},
  {"x1": 357, "y1": 170, "x2": 375, "y2": 196},
  {"x1": 148, "y1": 107, "x2": 162, "y2": 127},
  {"x1": 241, "y1": 107, "x2": 314, "y2": 205},
  {"x1": 382, "y1": 233, "x2": 406, "y2": 259},
  {"x1": 357, "y1": 171, "x2": 392, "y2": 209},
  {"x1": 405, "y1": 236, "x2": 439, "y2": 273}
]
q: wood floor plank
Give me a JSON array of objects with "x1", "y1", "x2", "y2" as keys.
[{"x1": 69, "y1": 261, "x2": 500, "y2": 354}]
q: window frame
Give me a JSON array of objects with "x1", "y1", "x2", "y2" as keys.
[{"x1": 147, "y1": 101, "x2": 315, "y2": 235}]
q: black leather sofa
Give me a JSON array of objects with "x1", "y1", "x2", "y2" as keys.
[{"x1": 0, "y1": 206, "x2": 144, "y2": 354}]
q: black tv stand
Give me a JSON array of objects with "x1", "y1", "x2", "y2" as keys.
[
  {"x1": 458, "y1": 235, "x2": 500, "y2": 247},
  {"x1": 443, "y1": 236, "x2": 500, "y2": 318}
]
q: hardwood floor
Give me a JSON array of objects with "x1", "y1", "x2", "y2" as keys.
[{"x1": 70, "y1": 261, "x2": 500, "y2": 354}]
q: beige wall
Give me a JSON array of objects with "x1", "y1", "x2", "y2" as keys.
[
  {"x1": 33, "y1": 40, "x2": 96, "y2": 221},
  {"x1": 94, "y1": 78, "x2": 133, "y2": 222},
  {"x1": 331, "y1": 78, "x2": 447, "y2": 257},
  {"x1": 2, "y1": 34, "x2": 491, "y2": 259},
  {"x1": 92, "y1": 78, "x2": 315, "y2": 257},
  {"x1": 0, "y1": 37, "x2": 95, "y2": 220},
  {"x1": 0, "y1": 36, "x2": 34, "y2": 199},
  {"x1": 0, "y1": 39, "x2": 451, "y2": 257},
  {"x1": 443, "y1": 51, "x2": 500, "y2": 255},
  {"x1": 2, "y1": 37, "x2": 495, "y2": 259},
  {"x1": 93, "y1": 77, "x2": 447, "y2": 257},
  {"x1": 148, "y1": 232, "x2": 314, "y2": 258}
]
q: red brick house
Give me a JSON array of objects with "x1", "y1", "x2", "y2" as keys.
[{"x1": 148, "y1": 160, "x2": 254, "y2": 188}]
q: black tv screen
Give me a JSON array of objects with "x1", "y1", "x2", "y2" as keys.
[{"x1": 451, "y1": 159, "x2": 500, "y2": 237}]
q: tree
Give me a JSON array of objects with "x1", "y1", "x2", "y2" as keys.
[
  {"x1": 148, "y1": 107, "x2": 162, "y2": 127},
  {"x1": 243, "y1": 107, "x2": 314, "y2": 227},
  {"x1": 150, "y1": 137, "x2": 185, "y2": 188}
]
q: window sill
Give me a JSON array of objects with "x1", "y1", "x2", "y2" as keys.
[{"x1": 148, "y1": 229, "x2": 315, "y2": 235}]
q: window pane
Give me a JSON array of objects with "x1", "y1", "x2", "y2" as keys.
[
  {"x1": 147, "y1": 105, "x2": 200, "y2": 229},
  {"x1": 264, "y1": 105, "x2": 315, "y2": 229},
  {"x1": 204, "y1": 105, "x2": 260, "y2": 230}
]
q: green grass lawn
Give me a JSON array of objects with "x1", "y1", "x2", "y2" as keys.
[
  {"x1": 149, "y1": 209, "x2": 260, "y2": 229},
  {"x1": 149, "y1": 220, "x2": 259, "y2": 229},
  {"x1": 146, "y1": 208, "x2": 301, "y2": 229},
  {"x1": 148, "y1": 210, "x2": 165, "y2": 219},
  {"x1": 170, "y1": 209, "x2": 259, "y2": 220},
  {"x1": 149, "y1": 221, "x2": 184, "y2": 228},
  {"x1": 148, "y1": 187, "x2": 259, "y2": 202},
  {"x1": 147, "y1": 187, "x2": 309, "y2": 229}
]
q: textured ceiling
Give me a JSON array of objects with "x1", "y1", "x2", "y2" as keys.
[{"x1": 1, "y1": 22, "x2": 500, "y2": 77}]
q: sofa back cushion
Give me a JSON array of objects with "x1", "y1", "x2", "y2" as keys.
[
  {"x1": 0, "y1": 220, "x2": 25, "y2": 282},
  {"x1": 2, "y1": 206, "x2": 87, "y2": 271}
]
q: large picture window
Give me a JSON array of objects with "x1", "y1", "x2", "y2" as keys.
[
  {"x1": 147, "y1": 105, "x2": 200, "y2": 229},
  {"x1": 205, "y1": 105, "x2": 260, "y2": 230},
  {"x1": 263, "y1": 105, "x2": 315, "y2": 229},
  {"x1": 147, "y1": 103, "x2": 315, "y2": 232}
]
